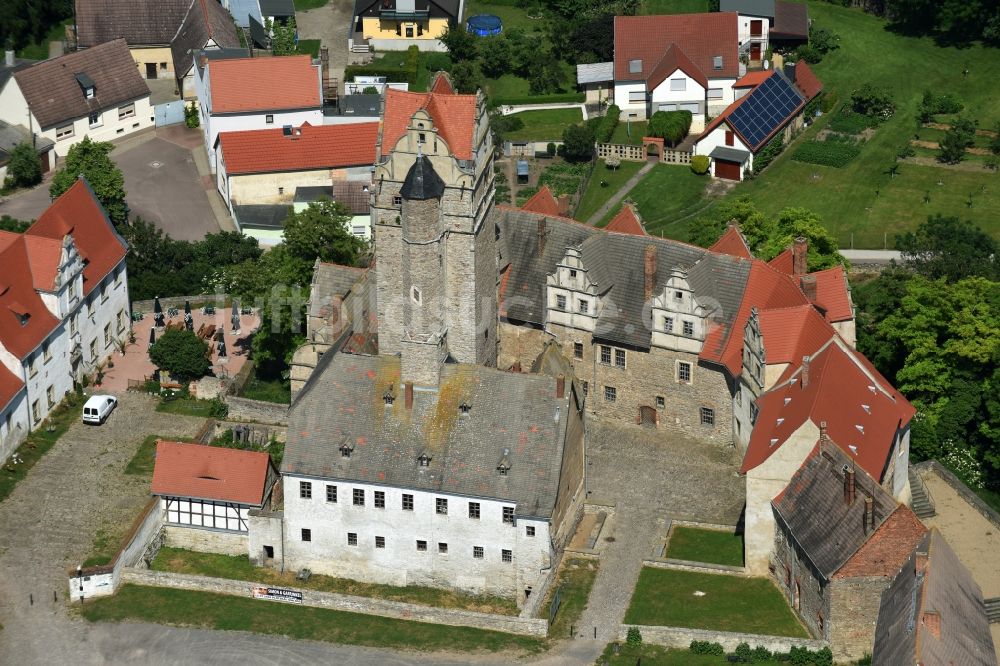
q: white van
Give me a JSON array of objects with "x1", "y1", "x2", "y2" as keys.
[{"x1": 83, "y1": 395, "x2": 118, "y2": 425}]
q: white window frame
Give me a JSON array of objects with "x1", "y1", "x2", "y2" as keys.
[
  {"x1": 118, "y1": 103, "x2": 135, "y2": 120},
  {"x1": 55, "y1": 124, "x2": 74, "y2": 140},
  {"x1": 670, "y1": 78, "x2": 686, "y2": 92},
  {"x1": 708, "y1": 88, "x2": 724, "y2": 100},
  {"x1": 88, "y1": 112, "x2": 103, "y2": 128},
  {"x1": 628, "y1": 90, "x2": 646, "y2": 103}
]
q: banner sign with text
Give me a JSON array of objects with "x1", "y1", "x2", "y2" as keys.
[{"x1": 252, "y1": 586, "x2": 303, "y2": 604}]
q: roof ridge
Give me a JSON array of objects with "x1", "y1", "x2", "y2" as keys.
[{"x1": 172, "y1": 0, "x2": 198, "y2": 43}]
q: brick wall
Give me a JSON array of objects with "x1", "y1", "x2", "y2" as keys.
[{"x1": 120, "y1": 569, "x2": 549, "y2": 637}]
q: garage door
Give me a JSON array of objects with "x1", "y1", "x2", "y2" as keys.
[{"x1": 715, "y1": 159, "x2": 742, "y2": 180}]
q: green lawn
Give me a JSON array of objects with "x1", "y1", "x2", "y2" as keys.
[
  {"x1": 465, "y1": 0, "x2": 550, "y2": 31},
  {"x1": 0, "y1": 396, "x2": 81, "y2": 503},
  {"x1": 543, "y1": 558, "x2": 599, "y2": 639},
  {"x1": 625, "y1": 568, "x2": 807, "y2": 637},
  {"x1": 599, "y1": 165, "x2": 709, "y2": 234},
  {"x1": 240, "y1": 375, "x2": 291, "y2": 404},
  {"x1": 125, "y1": 434, "x2": 196, "y2": 477},
  {"x1": 666, "y1": 527, "x2": 744, "y2": 567},
  {"x1": 17, "y1": 19, "x2": 72, "y2": 60},
  {"x1": 367, "y1": 51, "x2": 433, "y2": 92},
  {"x1": 151, "y1": 547, "x2": 519, "y2": 615},
  {"x1": 82, "y1": 585, "x2": 544, "y2": 654},
  {"x1": 293, "y1": 0, "x2": 328, "y2": 9},
  {"x1": 506, "y1": 108, "x2": 583, "y2": 142},
  {"x1": 609, "y1": 121, "x2": 649, "y2": 146},
  {"x1": 296, "y1": 39, "x2": 321, "y2": 58},
  {"x1": 82, "y1": 527, "x2": 117, "y2": 568},
  {"x1": 640, "y1": 0, "x2": 711, "y2": 15},
  {"x1": 484, "y1": 65, "x2": 580, "y2": 105},
  {"x1": 155, "y1": 395, "x2": 225, "y2": 418},
  {"x1": 575, "y1": 159, "x2": 645, "y2": 222},
  {"x1": 728, "y1": 1, "x2": 1000, "y2": 245}
]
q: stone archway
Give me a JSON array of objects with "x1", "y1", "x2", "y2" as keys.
[{"x1": 642, "y1": 136, "x2": 664, "y2": 161}]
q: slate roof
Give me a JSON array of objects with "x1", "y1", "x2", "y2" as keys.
[
  {"x1": 74, "y1": 0, "x2": 192, "y2": 47},
  {"x1": 332, "y1": 180, "x2": 371, "y2": 215},
  {"x1": 720, "y1": 0, "x2": 775, "y2": 17},
  {"x1": 0, "y1": 121, "x2": 53, "y2": 159},
  {"x1": 497, "y1": 207, "x2": 751, "y2": 350},
  {"x1": 872, "y1": 529, "x2": 997, "y2": 666},
  {"x1": 27, "y1": 178, "x2": 128, "y2": 297},
  {"x1": 152, "y1": 440, "x2": 274, "y2": 506},
  {"x1": 354, "y1": 0, "x2": 460, "y2": 20},
  {"x1": 12, "y1": 39, "x2": 150, "y2": 129},
  {"x1": 217, "y1": 122, "x2": 377, "y2": 174},
  {"x1": 283, "y1": 353, "x2": 575, "y2": 517},
  {"x1": 400, "y1": 154, "x2": 445, "y2": 200},
  {"x1": 258, "y1": 0, "x2": 294, "y2": 18},
  {"x1": 381, "y1": 88, "x2": 478, "y2": 161},
  {"x1": 772, "y1": 1, "x2": 809, "y2": 39},
  {"x1": 209, "y1": 55, "x2": 320, "y2": 114},
  {"x1": 294, "y1": 186, "x2": 333, "y2": 204},
  {"x1": 576, "y1": 62, "x2": 614, "y2": 86},
  {"x1": 772, "y1": 441, "x2": 920, "y2": 580},
  {"x1": 171, "y1": 0, "x2": 241, "y2": 79},
  {"x1": 709, "y1": 146, "x2": 751, "y2": 162},
  {"x1": 309, "y1": 261, "x2": 366, "y2": 320},
  {"x1": 226, "y1": 0, "x2": 263, "y2": 28},
  {"x1": 331, "y1": 94, "x2": 381, "y2": 117},
  {"x1": 614, "y1": 13, "x2": 739, "y2": 83},
  {"x1": 234, "y1": 204, "x2": 291, "y2": 228}
]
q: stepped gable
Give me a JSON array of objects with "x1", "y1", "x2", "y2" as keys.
[{"x1": 381, "y1": 87, "x2": 477, "y2": 160}]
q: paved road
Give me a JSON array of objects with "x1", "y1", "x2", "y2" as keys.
[{"x1": 840, "y1": 249, "x2": 901, "y2": 264}]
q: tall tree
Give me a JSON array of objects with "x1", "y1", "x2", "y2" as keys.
[
  {"x1": 439, "y1": 24, "x2": 478, "y2": 63},
  {"x1": 896, "y1": 214, "x2": 999, "y2": 282},
  {"x1": 148, "y1": 329, "x2": 211, "y2": 381},
  {"x1": 49, "y1": 137, "x2": 127, "y2": 225},
  {"x1": 269, "y1": 18, "x2": 298, "y2": 56}
]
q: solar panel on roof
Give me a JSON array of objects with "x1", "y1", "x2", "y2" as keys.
[{"x1": 728, "y1": 73, "x2": 804, "y2": 150}]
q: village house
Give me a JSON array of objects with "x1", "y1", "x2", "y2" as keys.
[
  {"x1": 720, "y1": 0, "x2": 809, "y2": 60},
  {"x1": 0, "y1": 178, "x2": 129, "y2": 464},
  {"x1": 195, "y1": 55, "x2": 324, "y2": 172},
  {"x1": 871, "y1": 529, "x2": 997, "y2": 665},
  {"x1": 0, "y1": 40, "x2": 152, "y2": 162},
  {"x1": 693, "y1": 62, "x2": 822, "y2": 180},
  {"x1": 293, "y1": 181, "x2": 373, "y2": 239},
  {"x1": 172, "y1": 0, "x2": 242, "y2": 99},
  {"x1": 612, "y1": 12, "x2": 740, "y2": 130},
  {"x1": 771, "y1": 440, "x2": 927, "y2": 661},
  {"x1": 352, "y1": 0, "x2": 460, "y2": 52},
  {"x1": 0, "y1": 119, "x2": 54, "y2": 181}
]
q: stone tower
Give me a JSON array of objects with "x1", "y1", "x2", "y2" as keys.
[{"x1": 372, "y1": 83, "x2": 497, "y2": 385}]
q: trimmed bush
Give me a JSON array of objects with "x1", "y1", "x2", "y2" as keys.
[
  {"x1": 690, "y1": 154, "x2": 710, "y2": 175},
  {"x1": 792, "y1": 138, "x2": 861, "y2": 167},
  {"x1": 595, "y1": 105, "x2": 621, "y2": 144},
  {"x1": 625, "y1": 626, "x2": 642, "y2": 647},
  {"x1": 919, "y1": 90, "x2": 963, "y2": 122},
  {"x1": 648, "y1": 110, "x2": 692, "y2": 147},
  {"x1": 689, "y1": 640, "x2": 725, "y2": 655}
]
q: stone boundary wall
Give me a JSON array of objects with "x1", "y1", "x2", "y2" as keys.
[
  {"x1": 660, "y1": 149, "x2": 692, "y2": 165},
  {"x1": 119, "y1": 569, "x2": 549, "y2": 637},
  {"x1": 670, "y1": 519, "x2": 739, "y2": 532},
  {"x1": 131, "y1": 294, "x2": 231, "y2": 314},
  {"x1": 596, "y1": 143, "x2": 646, "y2": 162},
  {"x1": 642, "y1": 558, "x2": 747, "y2": 577},
  {"x1": 223, "y1": 395, "x2": 289, "y2": 426},
  {"x1": 914, "y1": 460, "x2": 1000, "y2": 530},
  {"x1": 618, "y1": 624, "x2": 827, "y2": 653}
]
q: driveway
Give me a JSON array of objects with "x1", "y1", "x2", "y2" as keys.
[
  {"x1": 0, "y1": 129, "x2": 222, "y2": 241},
  {"x1": 296, "y1": 0, "x2": 352, "y2": 94}
]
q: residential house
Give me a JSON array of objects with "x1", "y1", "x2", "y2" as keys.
[
  {"x1": 719, "y1": 0, "x2": 809, "y2": 59},
  {"x1": 771, "y1": 440, "x2": 928, "y2": 661},
  {"x1": 152, "y1": 441, "x2": 280, "y2": 557},
  {"x1": 0, "y1": 40, "x2": 152, "y2": 162},
  {"x1": 0, "y1": 120, "x2": 54, "y2": 181},
  {"x1": 0, "y1": 178, "x2": 129, "y2": 464},
  {"x1": 323, "y1": 94, "x2": 382, "y2": 126},
  {"x1": 612, "y1": 13, "x2": 740, "y2": 130},
  {"x1": 576, "y1": 62, "x2": 614, "y2": 106},
  {"x1": 693, "y1": 62, "x2": 822, "y2": 179},
  {"x1": 293, "y1": 180, "x2": 373, "y2": 239},
  {"x1": 871, "y1": 529, "x2": 998, "y2": 666},
  {"x1": 352, "y1": 0, "x2": 460, "y2": 52},
  {"x1": 214, "y1": 121, "x2": 377, "y2": 215},
  {"x1": 195, "y1": 54, "x2": 324, "y2": 171},
  {"x1": 74, "y1": 0, "x2": 192, "y2": 80},
  {"x1": 172, "y1": 0, "x2": 242, "y2": 99}
]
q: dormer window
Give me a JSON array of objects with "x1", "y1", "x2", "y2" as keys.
[
  {"x1": 383, "y1": 387, "x2": 395, "y2": 405},
  {"x1": 418, "y1": 453, "x2": 431, "y2": 467},
  {"x1": 498, "y1": 463, "x2": 509, "y2": 476},
  {"x1": 18, "y1": 313, "x2": 29, "y2": 326},
  {"x1": 339, "y1": 438, "x2": 355, "y2": 458},
  {"x1": 458, "y1": 401, "x2": 471, "y2": 415},
  {"x1": 497, "y1": 447, "x2": 511, "y2": 476},
  {"x1": 76, "y1": 73, "x2": 96, "y2": 99}
]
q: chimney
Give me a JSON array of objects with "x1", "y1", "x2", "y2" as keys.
[
  {"x1": 844, "y1": 465, "x2": 855, "y2": 505},
  {"x1": 800, "y1": 275, "x2": 817, "y2": 302},
  {"x1": 801, "y1": 355, "x2": 811, "y2": 388},
  {"x1": 5, "y1": 50, "x2": 13, "y2": 68},
  {"x1": 556, "y1": 375, "x2": 565, "y2": 399},
  {"x1": 537, "y1": 218, "x2": 547, "y2": 255},
  {"x1": 864, "y1": 495, "x2": 874, "y2": 534},
  {"x1": 819, "y1": 420, "x2": 828, "y2": 443},
  {"x1": 644, "y1": 244, "x2": 658, "y2": 301},
  {"x1": 784, "y1": 62, "x2": 797, "y2": 83},
  {"x1": 921, "y1": 610, "x2": 941, "y2": 640},
  {"x1": 792, "y1": 237, "x2": 808, "y2": 276},
  {"x1": 404, "y1": 382, "x2": 413, "y2": 409},
  {"x1": 914, "y1": 551, "x2": 928, "y2": 576},
  {"x1": 557, "y1": 194, "x2": 570, "y2": 216}
]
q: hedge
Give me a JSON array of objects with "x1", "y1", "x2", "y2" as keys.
[
  {"x1": 493, "y1": 92, "x2": 585, "y2": 106},
  {"x1": 595, "y1": 105, "x2": 620, "y2": 144},
  {"x1": 752, "y1": 134, "x2": 785, "y2": 175},
  {"x1": 792, "y1": 139, "x2": 861, "y2": 167}
]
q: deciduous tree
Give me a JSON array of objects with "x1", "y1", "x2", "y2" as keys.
[
  {"x1": 49, "y1": 137, "x2": 127, "y2": 225},
  {"x1": 3, "y1": 142, "x2": 41, "y2": 189},
  {"x1": 148, "y1": 329, "x2": 211, "y2": 381}
]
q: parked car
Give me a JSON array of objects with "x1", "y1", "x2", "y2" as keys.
[{"x1": 83, "y1": 395, "x2": 118, "y2": 425}]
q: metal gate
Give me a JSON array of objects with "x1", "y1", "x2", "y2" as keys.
[
  {"x1": 154, "y1": 100, "x2": 185, "y2": 127},
  {"x1": 548, "y1": 584, "x2": 562, "y2": 625}
]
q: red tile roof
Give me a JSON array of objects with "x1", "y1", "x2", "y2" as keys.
[
  {"x1": 520, "y1": 185, "x2": 560, "y2": 216},
  {"x1": 0, "y1": 363, "x2": 25, "y2": 412},
  {"x1": 709, "y1": 225, "x2": 752, "y2": 259},
  {"x1": 23, "y1": 235, "x2": 63, "y2": 292},
  {"x1": 757, "y1": 304, "x2": 837, "y2": 366},
  {"x1": 810, "y1": 266, "x2": 853, "y2": 322},
  {"x1": 218, "y1": 122, "x2": 378, "y2": 175},
  {"x1": 834, "y1": 505, "x2": 927, "y2": 578},
  {"x1": 647, "y1": 44, "x2": 708, "y2": 91},
  {"x1": 151, "y1": 440, "x2": 273, "y2": 506},
  {"x1": 0, "y1": 235, "x2": 60, "y2": 358},
  {"x1": 614, "y1": 13, "x2": 740, "y2": 82},
  {"x1": 793, "y1": 60, "x2": 823, "y2": 101},
  {"x1": 27, "y1": 179, "x2": 127, "y2": 297},
  {"x1": 741, "y1": 339, "x2": 915, "y2": 479},
  {"x1": 768, "y1": 248, "x2": 793, "y2": 274},
  {"x1": 605, "y1": 204, "x2": 646, "y2": 236},
  {"x1": 382, "y1": 88, "x2": 477, "y2": 161},
  {"x1": 430, "y1": 72, "x2": 454, "y2": 95},
  {"x1": 734, "y1": 70, "x2": 772, "y2": 89},
  {"x1": 209, "y1": 55, "x2": 320, "y2": 114}
]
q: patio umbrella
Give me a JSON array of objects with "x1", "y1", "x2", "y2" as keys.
[
  {"x1": 217, "y1": 338, "x2": 228, "y2": 361},
  {"x1": 153, "y1": 296, "x2": 164, "y2": 328},
  {"x1": 214, "y1": 327, "x2": 224, "y2": 343},
  {"x1": 231, "y1": 301, "x2": 241, "y2": 333},
  {"x1": 148, "y1": 327, "x2": 156, "y2": 347}
]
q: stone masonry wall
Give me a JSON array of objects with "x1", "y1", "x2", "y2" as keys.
[
  {"x1": 164, "y1": 526, "x2": 247, "y2": 556},
  {"x1": 773, "y1": 516, "x2": 828, "y2": 640},
  {"x1": 828, "y1": 577, "x2": 892, "y2": 662},
  {"x1": 120, "y1": 569, "x2": 549, "y2": 637},
  {"x1": 618, "y1": 624, "x2": 827, "y2": 653},
  {"x1": 223, "y1": 396, "x2": 288, "y2": 425}
]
